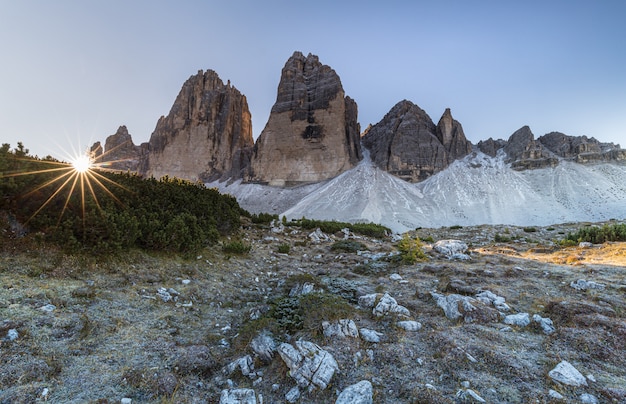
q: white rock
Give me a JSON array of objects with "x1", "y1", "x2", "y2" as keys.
[
  {"x1": 6, "y1": 329, "x2": 18, "y2": 341},
  {"x1": 580, "y1": 393, "x2": 598, "y2": 404},
  {"x1": 335, "y1": 380, "x2": 373, "y2": 404},
  {"x1": 586, "y1": 374, "x2": 596, "y2": 383},
  {"x1": 548, "y1": 360, "x2": 588, "y2": 387},
  {"x1": 433, "y1": 240, "x2": 468, "y2": 258},
  {"x1": 41, "y1": 388, "x2": 49, "y2": 400},
  {"x1": 359, "y1": 328, "x2": 383, "y2": 343},
  {"x1": 289, "y1": 282, "x2": 315, "y2": 297},
  {"x1": 277, "y1": 340, "x2": 338, "y2": 391},
  {"x1": 250, "y1": 332, "x2": 276, "y2": 362},
  {"x1": 548, "y1": 389, "x2": 564, "y2": 400},
  {"x1": 285, "y1": 386, "x2": 300, "y2": 403},
  {"x1": 389, "y1": 273, "x2": 402, "y2": 281},
  {"x1": 532, "y1": 314, "x2": 556, "y2": 335},
  {"x1": 322, "y1": 319, "x2": 359, "y2": 338},
  {"x1": 219, "y1": 388, "x2": 257, "y2": 404},
  {"x1": 373, "y1": 293, "x2": 410, "y2": 317},
  {"x1": 181, "y1": 279, "x2": 191, "y2": 285},
  {"x1": 157, "y1": 287, "x2": 173, "y2": 302},
  {"x1": 308, "y1": 228, "x2": 330, "y2": 243},
  {"x1": 226, "y1": 355, "x2": 255, "y2": 377},
  {"x1": 456, "y1": 389, "x2": 486, "y2": 403},
  {"x1": 570, "y1": 279, "x2": 606, "y2": 291},
  {"x1": 38, "y1": 304, "x2": 56, "y2": 312},
  {"x1": 121, "y1": 399, "x2": 132, "y2": 404},
  {"x1": 433, "y1": 293, "x2": 476, "y2": 321},
  {"x1": 475, "y1": 290, "x2": 510, "y2": 312},
  {"x1": 504, "y1": 313, "x2": 531, "y2": 327},
  {"x1": 358, "y1": 294, "x2": 378, "y2": 308},
  {"x1": 397, "y1": 320, "x2": 422, "y2": 331},
  {"x1": 270, "y1": 219, "x2": 285, "y2": 233},
  {"x1": 579, "y1": 241, "x2": 593, "y2": 248}
]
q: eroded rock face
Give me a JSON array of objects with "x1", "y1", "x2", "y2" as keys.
[
  {"x1": 539, "y1": 132, "x2": 626, "y2": 163},
  {"x1": 92, "y1": 126, "x2": 142, "y2": 172},
  {"x1": 142, "y1": 70, "x2": 254, "y2": 182},
  {"x1": 362, "y1": 101, "x2": 472, "y2": 182},
  {"x1": 247, "y1": 52, "x2": 361, "y2": 186},
  {"x1": 476, "y1": 138, "x2": 507, "y2": 157},
  {"x1": 504, "y1": 126, "x2": 558, "y2": 170}
]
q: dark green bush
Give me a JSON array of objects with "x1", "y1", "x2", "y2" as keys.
[
  {"x1": 277, "y1": 243, "x2": 290, "y2": 254},
  {"x1": 330, "y1": 240, "x2": 367, "y2": 253},
  {"x1": 565, "y1": 223, "x2": 626, "y2": 244},
  {"x1": 287, "y1": 217, "x2": 389, "y2": 238},
  {"x1": 250, "y1": 212, "x2": 278, "y2": 224},
  {"x1": 396, "y1": 234, "x2": 428, "y2": 264},
  {"x1": 0, "y1": 143, "x2": 242, "y2": 254},
  {"x1": 222, "y1": 240, "x2": 251, "y2": 254},
  {"x1": 523, "y1": 227, "x2": 537, "y2": 233},
  {"x1": 494, "y1": 234, "x2": 512, "y2": 243}
]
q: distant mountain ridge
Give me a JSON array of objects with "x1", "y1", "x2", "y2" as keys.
[{"x1": 90, "y1": 51, "x2": 626, "y2": 228}]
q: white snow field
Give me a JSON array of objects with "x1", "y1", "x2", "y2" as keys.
[{"x1": 209, "y1": 150, "x2": 626, "y2": 233}]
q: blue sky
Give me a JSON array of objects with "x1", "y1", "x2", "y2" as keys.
[{"x1": 1, "y1": 0, "x2": 625, "y2": 159}]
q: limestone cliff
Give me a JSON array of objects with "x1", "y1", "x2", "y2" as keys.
[
  {"x1": 91, "y1": 126, "x2": 142, "y2": 172},
  {"x1": 538, "y1": 132, "x2": 626, "y2": 163},
  {"x1": 142, "y1": 70, "x2": 254, "y2": 182},
  {"x1": 362, "y1": 100, "x2": 472, "y2": 182},
  {"x1": 503, "y1": 126, "x2": 558, "y2": 170},
  {"x1": 247, "y1": 52, "x2": 362, "y2": 186}
]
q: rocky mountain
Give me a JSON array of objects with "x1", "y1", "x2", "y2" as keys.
[
  {"x1": 246, "y1": 52, "x2": 362, "y2": 186},
  {"x1": 140, "y1": 69, "x2": 254, "y2": 182},
  {"x1": 91, "y1": 126, "x2": 143, "y2": 172},
  {"x1": 361, "y1": 100, "x2": 472, "y2": 182}
]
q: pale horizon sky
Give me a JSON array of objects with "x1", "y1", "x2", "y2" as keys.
[{"x1": 1, "y1": 0, "x2": 625, "y2": 159}]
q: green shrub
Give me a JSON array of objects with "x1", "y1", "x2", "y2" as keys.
[
  {"x1": 396, "y1": 234, "x2": 427, "y2": 264},
  {"x1": 250, "y1": 212, "x2": 278, "y2": 224},
  {"x1": 494, "y1": 234, "x2": 512, "y2": 243},
  {"x1": 222, "y1": 240, "x2": 251, "y2": 255},
  {"x1": 277, "y1": 243, "x2": 290, "y2": 254},
  {"x1": 565, "y1": 223, "x2": 626, "y2": 244},
  {"x1": 287, "y1": 217, "x2": 389, "y2": 238},
  {"x1": 0, "y1": 143, "x2": 242, "y2": 254},
  {"x1": 523, "y1": 227, "x2": 537, "y2": 233},
  {"x1": 330, "y1": 240, "x2": 367, "y2": 253},
  {"x1": 449, "y1": 225, "x2": 463, "y2": 230}
]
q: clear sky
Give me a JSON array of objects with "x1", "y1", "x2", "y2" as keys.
[{"x1": 1, "y1": 0, "x2": 625, "y2": 159}]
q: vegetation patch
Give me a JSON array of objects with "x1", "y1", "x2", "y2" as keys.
[
  {"x1": 222, "y1": 240, "x2": 251, "y2": 255},
  {"x1": 287, "y1": 217, "x2": 390, "y2": 238},
  {"x1": 330, "y1": 239, "x2": 367, "y2": 253},
  {"x1": 565, "y1": 223, "x2": 626, "y2": 244},
  {"x1": 394, "y1": 234, "x2": 428, "y2": 264}
]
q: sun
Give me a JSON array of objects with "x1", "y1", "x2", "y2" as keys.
[{"x1": 72, "y1": 154, "x2": 93, "y2": 173}]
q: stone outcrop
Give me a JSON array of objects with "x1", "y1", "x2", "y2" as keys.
[
  {"x1": 91, "y1": 126, "x2": 142, "y2": 172},
  {"x1": 503, "y1": 126, "x2": 558, "y2": 170},
  {"x1": 477, "y1": 138, "x2": 507, "y2": 157},
  {"x1": 246, "y1": 52, "x2": 362, "y2": 186},
  {"x1": 362, "y1": 100, "x2": 472, "y2": 182},
  {"x1": 538, "y1": 132, "x2": 626, "y2": 163},
  {"x1": 141, "y1": 70, "x2": 254, "y2": 182}
]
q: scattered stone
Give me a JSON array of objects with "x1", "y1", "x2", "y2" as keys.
[
  {"x1": 156, "y1": 371, "x2": 178, "y2": 396},
  {"x1": 181, "y1": 279, "x2": 191, "y2": 285},
  {"x1": 475, "y1": 290, "x2": 510, "y2": 312},
  {"x1": 580, "y1": 393, "x2": 599, "y2": 404},
  {"x1": 548, "y1": 360, "x2": 588, "y2": 387},
  {"x1": 285, "y1": 386, "x2": 300, "y2": 403},
  {"x1": 389, "y1": 273, "x2": 402, "y2": 281},
  {"x1": 396, "y1": 321, "x2": 422, "y2": 331},
  {"x1": 322, "y1": 319, "x2": 359, "y2": 338},
  {"x1": 250, "y1": 331, "x2": 276, "y2": 363},
  {"x1": 277, "y1": 340, "x2": 338, "y2": 391},
  {"x1": 157, "y1": 287, "x2": 175, "y2": 303},
  {"x1": 38, "y1": 304, "x2": 56, "y2": 312},
  {"x1": 5, "y1": 328, "x2": 18, "y2": 341},
  {"x1": 308, "y1": 228, "x2": 331, "y2": 243},
  {"x1": 359, "y1": 328, "x2": 383, "y2": 343},
  {"x1": 433, "y1": 240, "x2": 469, "y2": 259},
  {"x1": 586, "y1": 374, "x2": 596, "y2": 383},
  {"x1": 503, "y1": 313, "x2": 531, "y2": 327},
  {"x1": 372, "y1": 293, "x2": 410, "y2": 317},
  {"x1": 548, "y1": 389, "x2": 564, "y2": 400},
  {"x1": 570, "y1": 279, "x2": 606, "y2": 291},
  {"x1": 532, "y1": 314, "x2": 556, "y2": 334},
  {"x1": 456, "y1": 388, "x2": 486, "y2": 403},
  {"x1": 336, "y1": 380, "x2": 373, "y2": 404},
  {"x1": 40, "y1": 388, "x2": 49, "y2": 400},
  {"x1": 289, "y1": 282, "x2": 316, "y2": 297},
  {"x1": 121, "y1": 399, "x2": 132, "y2": 404},
  {"x1": 432, "y1": 292, "x2": 500, "y2": 323},
  {"x1": 358, "y1": 294, "x2": 378, "y2": 308},
  {"x1": 579, "y1": 242, "x2": 593, "y2": 248},
  {"x1": 219, "y1": 388, "x2": 257, "y2": 404},
  {"x1": 226, "y1": 355, "x2": 255, "y2": 378},
  {"x1": 270, "y1": 219, "x2": 285, "y2": 233},
  {"x1": 460, "y1": 381, "x2": 471, "y2": 388}
]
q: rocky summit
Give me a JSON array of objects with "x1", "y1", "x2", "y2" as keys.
[
  {"x1": 141, "y1": 70, "x2": 254, "y2": 182},
  {"x1": 362, "y1": 100, "x2": 472, "y2": 182},
  {"x1": 246, "y1": 52, "x2": 362, "y2": 186},
  {"x1": 91, "y1": 126, "x2": 143, "y2": 172}
]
